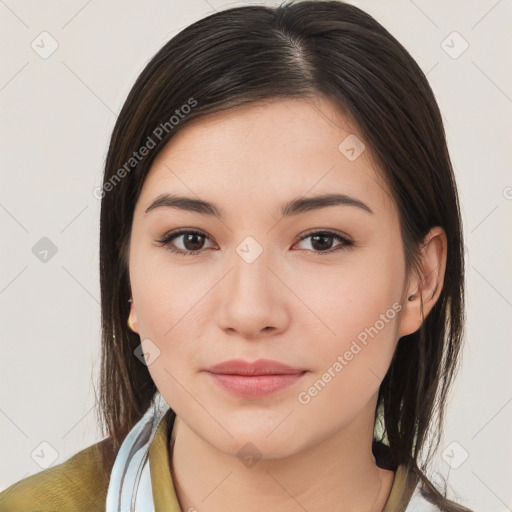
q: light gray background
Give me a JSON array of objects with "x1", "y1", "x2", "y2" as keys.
[{"x1": 1, "y1": 0, "x2": 511, "y2": 510}]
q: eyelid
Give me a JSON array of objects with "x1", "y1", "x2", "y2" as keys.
[
  {"x1": 297, "y1": 227, "x2": 353, "y2": 243},
  {"x1": 156, "y1": 229, "x2": 216, "y2": 252}
]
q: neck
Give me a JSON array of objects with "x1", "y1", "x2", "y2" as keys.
[{"x1": 169, "y1": 409, "x2": 395, "y2": 512}]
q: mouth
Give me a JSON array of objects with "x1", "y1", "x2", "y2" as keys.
[
  {"x1": 206, "y1": 372, "x2": 308, "y2": 398},
  {"x1": 204, "y1": 359, "x2": 308, "y2": 398},
  {"x1": 205, "y1": 358, "x2": 307, "y2": 376}
]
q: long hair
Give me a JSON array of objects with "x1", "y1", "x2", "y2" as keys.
[{"x1": 96, "y1": 2, "x2": 470, "y2": 510}]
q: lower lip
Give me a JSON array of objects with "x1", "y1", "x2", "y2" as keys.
[{"x1": 206, "y1": 371, "x2": 307, "y2": 398}]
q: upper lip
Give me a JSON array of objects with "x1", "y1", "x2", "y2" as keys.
[{"x1": 206, "y1": 358, "x2": 306, "y2": 376}]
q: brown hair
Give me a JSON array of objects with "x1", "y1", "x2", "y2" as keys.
[{"x1": 96, "y1": 2, "x2": 470, "y2": 510}]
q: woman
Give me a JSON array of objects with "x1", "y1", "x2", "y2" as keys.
[{"x1": 0, "y1": 1, "x2": 472, "y2": 511}]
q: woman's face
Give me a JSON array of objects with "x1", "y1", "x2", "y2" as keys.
[{"x1": 128, "y1": 96, "x2": 416, "y2": 459}]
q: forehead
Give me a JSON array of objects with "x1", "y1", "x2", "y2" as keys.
[{"x1": 139, "y1": 96, "x2": 395, "y2": 218}]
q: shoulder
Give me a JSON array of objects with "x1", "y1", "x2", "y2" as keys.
[
  {"x1": 405, "y1": 482, "x2": 443, "y2": 511},
  {"x1": 405, "y1": 482, "x2": 448, "y2": 512},
  {"x1": 0, "y1": 436, "x2": 114, "y2": 512},
  {"x1": 383, "y1": 463, "x2": 444, "y2": 512}
]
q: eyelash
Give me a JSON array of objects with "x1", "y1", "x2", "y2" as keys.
[{"x1": 155, "y1": 228, "x2": 354, "y2": 256}]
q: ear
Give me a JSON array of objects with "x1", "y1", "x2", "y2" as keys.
[
  {"x1": 128, "y1": 297, "x2": 140, "y2": 334},
  {"x1": 397, "y1": 226, "x2": 448, "y2": 339}
]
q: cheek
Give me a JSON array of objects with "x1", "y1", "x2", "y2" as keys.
[
  {"x1": 294, "y1": 253, "x2": 402, "y2": 399},
  {"x1": 130, "y1": 266, "x2": 204, "y2": 411},
  {"x1": 129, "y1": 248, "x2": 217, "y2": 394},
  {"x1": 293, "y1": 298, "x2": 400, "y2": 428},
  {"x1": 298, "y1": 253, "x2": 402, "y2": 344},
  {"x1": 129, "y1": 238, "x2": 207, "y2": 335}
]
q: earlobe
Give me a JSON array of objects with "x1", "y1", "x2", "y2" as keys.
[
  {"x1": 397, "y1": 291, "x2": 421, "y2": 339},
  {"x1": 127, "y1": 297, "x2": 139, "y2": 334},
  {"x1": 397, "y1": 226, "x2": 448, "y2": 339}
]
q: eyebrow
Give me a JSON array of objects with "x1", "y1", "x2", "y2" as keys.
[{"x1": 144, "y1": 192, "x2": 374, "y2": 218}]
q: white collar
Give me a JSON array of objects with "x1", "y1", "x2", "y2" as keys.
[{"x1": 105, "y1": 392, "x2": 170, "y2": 512}]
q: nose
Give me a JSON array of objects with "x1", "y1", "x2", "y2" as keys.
[{"x1": 215, "y1": 245, "x2": 289, "y2": 340}]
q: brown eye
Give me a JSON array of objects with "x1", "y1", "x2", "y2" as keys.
[
  {"x1": 179, "y1": 232, "x2": 207, "y2": 251},
  {"x1": 156, "y1": 230, "x2": 214, "y2": 255},
  {"x1": 294, "y1": 230, "x2": 354, "y2": 255}
]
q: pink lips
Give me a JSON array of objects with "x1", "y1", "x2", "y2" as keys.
[{"x1": 205, "y1": 358, "x2": 307, "y2": 398}]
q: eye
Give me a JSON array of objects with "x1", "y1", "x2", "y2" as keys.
[
  {"x1": 155, "y1": 229, "x2": 354, "y2": 256},
  {"x1": 293, "y1": 229, "x2": 354, "y2": 255},
  {"x1": 155, "y1": 229, "x2": 215, "y2": 256}
]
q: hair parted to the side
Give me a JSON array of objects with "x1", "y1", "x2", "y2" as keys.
[{"x1": 95, "y1": 2, "x2": 470, "y2": 510}]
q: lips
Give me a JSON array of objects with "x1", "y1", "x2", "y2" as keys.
[
  {"x1": 205, "y1": 358, "x2": 306, "y2": 376},
  {"x1": 204, "y1": 359, "x2": 308, "y2": 398}
]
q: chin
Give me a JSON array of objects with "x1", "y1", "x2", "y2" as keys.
[
  {"x1": 203, "y1": 419, "x2": 312, "y2": 462},
  {"x1": 216, "y1": 435, "x2": 304, "y2": 464}
]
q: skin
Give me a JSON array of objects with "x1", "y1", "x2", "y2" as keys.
[{"x1": 127, "y1": 95, "x2": 447, "y2": 512}]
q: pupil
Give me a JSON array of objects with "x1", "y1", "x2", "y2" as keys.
[
  {"x1": 311, "y1": 234, "x2": 332, "y2": 251},
  {"x1": 185, "y1": 233, "x2": 203, "y2": 251}
]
